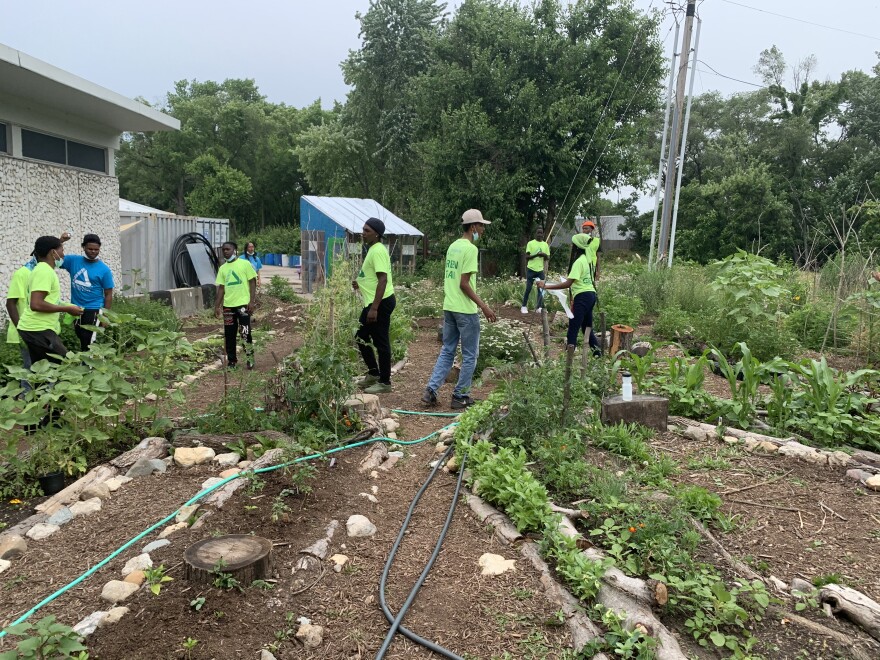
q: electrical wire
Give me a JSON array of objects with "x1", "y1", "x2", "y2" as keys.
[
  {"x1": 719, "y1": 0, "x2": 880, "y2": 43},
  {"x1": 697, "y1": 60, "x2": 764, "y2": 89},
  {"x1": 170, "y1": 232, "x2": 219, "y2": 288},
  {"x1": 375, "y1": 445, "x2": 468, "y2": 660}
]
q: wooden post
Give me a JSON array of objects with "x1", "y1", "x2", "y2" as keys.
[
  {"x1": 580, "y1": 339, "x2": 589, "y2": 377},
  {"x1": 523, "y1": 330, "x2": 540, "y2": 367},
  {"x1": 610, "y1": 324, "x2": 634, "y2": 356},
  {"x1": 600, "y1": 311, "x2": 607, "y2": 355},
  {"x1": 562, "y1": 344, "x2": 576, "y2": 423},
  {"x1": 541, "y1": 308, "x2": 551, "y2": 360}
]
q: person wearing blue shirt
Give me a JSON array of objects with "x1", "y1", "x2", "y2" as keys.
[
  {"x1": 243, "y1": 242, "x2": 263, "y2": 287},
  {"x1": 61, "y1": 233, "x2": 115, "y2": 351}
]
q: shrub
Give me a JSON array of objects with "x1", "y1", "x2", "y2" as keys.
[
  {"x1": 598, "y1": 286, "x2": 645, "y2": 328},
  {"x1": 785, "y1": 302, "x2": 854, "y2": 351},
  {"x1": 476, "y1": 318, "x2": 528, "y2": 373},
  {"x1": 265, "y1": 276, "x2": 303, "y2": 304},
  {"x1": 239, "y1": 225, "x2": 300, "y2": 255},
  {"x1": 653, "y1": 306, "x2": 697, "y2": 342}
]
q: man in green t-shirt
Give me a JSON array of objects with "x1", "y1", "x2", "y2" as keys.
[
  {"x1": 521, "y1": 226, "x2": 550, "y2": 313},
  {"x1": 214, "y1": 241, "x2": 258, "y2": 369},
  {"x1": 422, "y1": 209, "x2": 498, "y2": 409},
  {"x1": 352, "y1": 217, "x2": 397, "y2": 394},
  {"x1": 17, "y1": 235, "x2": 84, "y2": 366}
]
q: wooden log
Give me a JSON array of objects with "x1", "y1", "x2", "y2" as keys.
[
  {"x1": 768, "y1": 608, "x2": 879, "y2": 660},
  {"x1": 464, "y1": 493, "x2": 523, "y2": 546},
  {"x1": 520, "y1": 542, "x2": 609, "y2": 659},
  {"x1": 669, "y1": 417, "x2": 793, "y2": 445},
  {"x1": 609, "y1": 324, "x2": 634, "y2": 356},
  {"x1": 203, "y1": 448, "x2": 284, "y2": 509},
  {"x1": 359, "y1": 443, "x2": 388, "y2": 474},
  {"x1": 541, "y1": 308, "x2": 551, "y2": 360},
  {"x1": 184, "y1": 534, "x2": 273, "y2": 585},
  {"x1": 35, "y1": 465, "x2": 118, "y2": 515},
  {"x1": 819, "y1": 584, "x2": 880, "y2": 642},
  {"x1": 109, "y1": 436, "x2": 169, "y2": 469},
  {"x1": 293, "y1": 520, "x2": 339, "y2": 589},
  {"x1": 173, "y1": 430, "x2": 293, "y2": 451}
]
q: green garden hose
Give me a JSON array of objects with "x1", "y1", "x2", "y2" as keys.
[{"x1": 0, "y1": 419, "x2": 456, "y2": 638}]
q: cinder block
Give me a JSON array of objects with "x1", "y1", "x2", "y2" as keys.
[{"x1": 601, "y1": 395, "x2": 669, "y2": 432}]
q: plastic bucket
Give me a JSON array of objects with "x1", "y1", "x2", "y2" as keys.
[{"x1": 38, "y1": 471, "x2": 65, "y2": 496}]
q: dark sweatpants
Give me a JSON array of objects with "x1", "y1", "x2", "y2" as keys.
[
  {"x1": 223, "y1": 306, "x2": 254, "y2": 367},
  {"x1": 74, "y1": 309, "x2": 101, "y2": 351},
  {"x1": 567, "y1": 291, "x2": 600, "y2": 354},
  {"x1": 18, "y1": 328, "x2": 68, "y2": 366},
  {"x1": 356, "y1": 295, "x2": 396, "y2": 385}
]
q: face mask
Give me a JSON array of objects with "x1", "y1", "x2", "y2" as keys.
[
  {"x1": 52, "y1": 251, "x2": 63, "y2": 268},
  {"x1": 226, "y1": 254, "x2": 237, "y2": 263},
  {"x1": 472, "y1": 230, "x2": 480, "y2": 242},
  {"x1": 85, "y1": 255, "x2": 99, "y2": 262},
  {"x1": 247, "y1": 249, "x2": 254, "y2": 255}
]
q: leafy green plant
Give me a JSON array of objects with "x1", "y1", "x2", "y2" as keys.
[
  {"x1": 265, "y1": 275, "x2": 303, "y2": 303},
  {"x1": 144, "y1": 564, "x2": 174, "y2": 595},
  {"x1": 0, "y1": 616, "x2": 88, "y2": 659},
  {"x1": 476, "y1": 318, "x2": 529, "y2": 374},
  {"x1": 211, "y1": 559, "x2": 243, "y2": 591},
  {"x1": 581, "y1": 605, "x2": 658, "y2": 659},
  {"x1": 190, "y1": 596, "x2": 206, "y2": 611},
  {"x1": 180, "y1": 636, "x2": 199, "y2": 659}
]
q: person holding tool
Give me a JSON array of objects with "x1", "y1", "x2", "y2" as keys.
[
  {"x1": 422, "y1": 209, "x2": 497, "y2": 410},
  {"x1": 214, "y1": 241, "x2": 257, "y2": 369},
  {"x1": 538, "y1": 226, "x2": 601, "y2": 355},
  {"x1": 60, "y1": 233, "x2": 114, "y2": 351},
  {"x1": 352, "y1": 217, "x2": 396, "y2": 394},
  {"x1": 521, "y1": 226, "x2": 550, "y2": 314}
]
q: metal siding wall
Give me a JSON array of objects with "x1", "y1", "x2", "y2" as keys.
[
  {"x1": 300, "y1": 198, "x2": 345, "y2": 284},
  {"x1": 119, "y1": 213, "x2": 198, "y2": 293}
]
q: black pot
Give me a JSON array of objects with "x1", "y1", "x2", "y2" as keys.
[{"x1": 38, "y1": 471, "x2": 65, "y2": 496}]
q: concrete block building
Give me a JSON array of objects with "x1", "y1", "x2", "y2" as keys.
[{"x1": 0, "y1": 43, "x2": 178, "y2": 319}]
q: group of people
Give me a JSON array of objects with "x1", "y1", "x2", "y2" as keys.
[
  {"x1": 5, "y1": 233, "x2": 114, "y2": 383},
  {"x1": 352, "y1": 211, "x2": 601, "y2": 410}
]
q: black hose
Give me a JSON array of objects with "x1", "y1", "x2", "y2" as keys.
[
  {"x1": 375, "y1": 446, "x2": 467, "y2": 660},
  {"x1": 170, "y1": 232, "x2": 219, "y2": 288}
]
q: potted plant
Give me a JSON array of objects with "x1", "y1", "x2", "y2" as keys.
[{"x1": 30, "y1": 431, "x2": 87, "y2": 495}]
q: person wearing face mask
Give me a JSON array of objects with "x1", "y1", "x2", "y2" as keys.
[
  {"x1": 17, "y1": 236, "x2": 84, "y2": 366},
  {"x1": 243, "y1": 242, "x2": 263, "y2": 288},
  {"x1": 214, "y1": 241, "x2": 258, "y2": 369},
  {"x1": 422, "y1": 209, "x2": 497, "y2": 410},
  {"x1": 60, "y1": 233, "x2": 115, "y2": 351}
]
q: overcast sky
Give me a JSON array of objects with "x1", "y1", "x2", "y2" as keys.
[{"x1": 2, "y1": 1, "x2": 878, "y2": 110}]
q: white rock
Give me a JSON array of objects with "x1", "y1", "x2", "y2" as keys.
[
  {"x1": 828, "y1": 451, "x2": 851, "y2": 469},
  {"x1": 70, "y1": 498, "x2": 102, "y2": 517},
  {"x1": 346, "y1": 515, "x2": 377, "y2": 538},
  {"x1": 0, "y1": 559, "x2": 11, "y2": 574},
  {"x1": 142, "y1": 539, "x2": 170, "y2": 554},
  {"x1": 359, "y1": 493, "x2": 379, "y2": 504},
  {"x1": 370, "y1": 485, "x2": 378, "y2": 495},
  {"x1": 386, "y1": 432, "x2": 398, "y2": 440},
  {"x1": 297, "y1": 616, "x2": 312, "y2": 626},
  {"x1": 122, "y1": 553, "x2": 153, "y2": 576},
  {"x1": 176, "y1": 504, "x2": 200, "y2": 523},
  {"x1": 173, "y1": 447, "x2": 216, "y2": 467},
  {"x1": 866, "y1": 474, "x2": 880, "y2": 492},
  {"x1": 723, "y1": 435, "x2": 740, "y2": 445},
  {"x1": 99, "y1": 606, "x2": 129, "y2": 627},
  {"x1": 104, "y1": 476, "x2": 132, "y2": 492},
  {"x1": 100, "y1": 580, "x2": 139, "y2": 604},
  {"x1": 296, "y1": 623, "x2": 324, "y2": 649},
  {"x1": 201, "y1": 477, "x2": 224, "y2": 490},
  {"x1": 329, "y1": 554, "x2": 349, "y2": 573},
  {"x1": 46, "y1": 508, "x2": 73, "y2": 526},
  {"x1": 0, "y1": 535, "x2": 28, "y2": 559},
  {"x1": 381, "y1": 419, "x2": 400, "y2": 433},
  {"x1": 26, "y1": 523, "x2": 60, "y2": 541},
  {"x1": 81, "y1": 483, "x2": 112, "y2": 501},
  {"x1": 369, "y1": 470, "x2": 379, "y2": 479},
  {"x1": 260, "y1": 651, "x2": 278, "y2": 660},
  {"x1": 183, "y1": 374, "x2": 198, "y2": 384},
  {"x1": 478, "y1": 553, "x2": 516, "y2": 576},
  {"x1": 213, "y1": 452, "x2": 241, "y2": 467},
  {"x1": 73, "y1": 611, "x2": 108, "y2": 636},
  {"x1": 682, "y1": 426, "x2": 708, "y2": 442},
  {"x1": 435, "y1": 442, "x2": 449, "y2": 453},
  {"x1": 159, "y1": 522, "x2": 188, "y2": 538},
  {"x1": 144, "y1": 393, "x2": 158, "y2": 402}
]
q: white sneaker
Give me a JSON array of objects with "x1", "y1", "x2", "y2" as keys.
[
  {"x1": 521, "y1": 306, "x2": 528, "y2": 314},
  {"x1": 535, "y1": 307, "x2": 543, "y2": 313}
]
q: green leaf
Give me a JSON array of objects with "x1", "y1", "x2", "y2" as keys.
[{"x1": 709, "y1": 631, "x2": 727, "y2": 647}]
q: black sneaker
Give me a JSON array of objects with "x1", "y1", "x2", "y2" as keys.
[
  {"x1": 421, "y1": 387, "x2": 437, "y2": 406},
  {"x1": 227, "y1": 362, "x2": 238, "y2": 370},
  {"x1": 451, "y1": 394, "x2": 479, "y2": 410},
  {"x1": 246, "y1": 360, "x2": 255, "y2": 370}
]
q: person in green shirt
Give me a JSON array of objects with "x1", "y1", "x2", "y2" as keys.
[
  {"x1": 422, "y1": 209, "x2": 498, "y2": 410},
  {"x1": 352, "y1": 217, "x2": 396, "y2": 394},
  {"x1": 521, "y1": 226, "x2": 550, "y2": 313},
  {"x1": 17, "y1": 235, "x2": 83, "y2": 366},
  {"x1": 214, "y1": 241, "x2": 258, "y2": 369},
  {"x1": 538, "y1": 229, "x2": 601, "y2": 355}
]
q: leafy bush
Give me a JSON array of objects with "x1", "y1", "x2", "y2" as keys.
[
  {"x1": 653, "y1": 306, "x2": 697, "y2": 342},
  {"x1": 476, "y1": 318, "x2": 528, "y2": 373},
  {"x1": 784, "y1": 302, "x2": 854, "y2": 351},
  {"x1": 265, "y1": 275, "x2": 303, "y2": 303},
  {"x1": 389, "y1": 307, "x2": 414, "y2": 362},
  {"x1": 598, "y1": 285, "x2": 645, "y2": 328},
  {"x1": 239, "y1": 224, "x2": 300, "y2": 255},
  {"x1": 0, "y1": 615, "x2": 88, "y2": 660}
]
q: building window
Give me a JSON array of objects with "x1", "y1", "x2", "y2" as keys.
[
  {"x1": 0, "y1": 123, "x2": 7, "y2": 153},
  {"x1": 67, "y1": 140, "x2": 106, "y2": 172},
  {"x1": 20, "y1": 127, "x2": 107, "y2": 173},
  {"x1": 22, "y1": 129, "x2": 66, "y2": 165}
]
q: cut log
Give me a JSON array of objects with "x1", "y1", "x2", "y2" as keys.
[
  {"x1": 109, "y1": 436, "x2": 169, "y2": 470},
  {"x1": 609, "y1": 324, "x2": 634, "y2": 356},
  {"x1": 292, "y1": 520, "x2": 339, "y2": 590},
  {"x1": 464, "y1": 493, "x2": 523, "y2": 545},
  {"x1": 819, "y1": 584, "x2": 880, "y2": 642},
  {"x1": 669, "y1": 417, "x2": 792, "y2": 445},
  {"x1": 35, "y1": 465, "x2": 118, "y2": 515},
  {"x1": 359, "y1": 443, "x2": 388, "y2": 474},
  {"x1": 184, "y1": 534, "x2": 273, "y2": 585},
  {"x1": 203, "y1": 448, "x2": 284, "y2": 509},
  {"x1": 520, "y1": 542, "x2": 609, "y2": 659}
]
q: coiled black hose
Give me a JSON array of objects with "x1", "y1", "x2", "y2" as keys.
[
  {"x1": 170, "y1": 232, "x2": 219, "y2": 287},
  {"x1": 375, "y1": 445, "x2": 468, "y2": 660}
]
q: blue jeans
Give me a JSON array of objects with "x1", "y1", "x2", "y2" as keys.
[
  {"x1": 568, "y1": 291, "x2": 600, "y2": 353},
  {"x1": 427, "y1": 311, "x2": 480, "y2": 398},
  {"x1": 521, "y1": 269, "x2": 545, "y2": 308}
]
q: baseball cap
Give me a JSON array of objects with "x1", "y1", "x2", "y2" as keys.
[
  {"x1": 581, "y1": 219, "x2": 596, "y2": 231},
  {"x1": 461, "y1": 209, "x2": 491, "y2": 225}
]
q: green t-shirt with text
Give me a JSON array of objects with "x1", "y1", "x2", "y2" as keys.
[
  {"x1": 443, "y1": 238, "x2": 479, "y2": 314},
  {"x1": 568, "y1": 238, "x2": 600, "y2": 296},
  {"x1": 18, "y1": 262, "x2": 62, "y2": 333},
  {"x1": 215, "y1": 258, "x2": 257, "y2": 308},
  {"x1": 5, "y1": 265, "x2": 31, "y2": 343},
  {"x1": 357, "y1": 242, "x2": 394, "y2": 306},
  {"x1": 526, "y1": 240, "x2": 550, "y2": 272}
]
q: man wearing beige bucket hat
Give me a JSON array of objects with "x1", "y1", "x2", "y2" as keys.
[{"x1": 422, "y1": 209, "x2": 497, "y2": 409}]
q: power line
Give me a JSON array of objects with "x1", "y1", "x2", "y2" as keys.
[
  {"x1": 720, "y1": 0, "x2": 880, "y2": 43},
  {"x1": 697, "y1": 60, "x2": 763, "y2": 88}
]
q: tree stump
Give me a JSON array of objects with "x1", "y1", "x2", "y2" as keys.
[
  {"x1": 609, "y1": 324, "x2": 634, "y2": 356},
  {"x1": 184, "y1": 535, "x2": 273, "y2": 585}
]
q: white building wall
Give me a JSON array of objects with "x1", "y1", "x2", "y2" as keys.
[{"x1": 0, "y1": 155, "x2": 121, "y2": 323}]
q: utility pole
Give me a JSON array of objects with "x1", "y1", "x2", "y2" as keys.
[{"x1": 655, "y1": 0, "x2": 697, "y2": 267}]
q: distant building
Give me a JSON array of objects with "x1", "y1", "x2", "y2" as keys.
[
  {"x1": 0, "y1": 42, "x2": 178, "y2": 319},
  {"x1": 550, "y1": 215, "x2": 635, "y2": 251}
]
